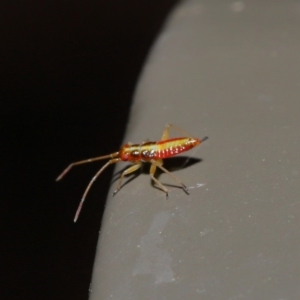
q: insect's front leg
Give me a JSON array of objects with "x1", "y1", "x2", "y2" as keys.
[{"x1": 113, "y1": 162, "x2": 142, "y2": 196}]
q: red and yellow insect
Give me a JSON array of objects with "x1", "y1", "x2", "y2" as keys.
[{"x1": 56, "y1": 124, "x2": 208, "y2": 222}]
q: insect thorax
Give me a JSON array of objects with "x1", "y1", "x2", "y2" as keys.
[{"x1": 120, "y1": 142, "x2": 157, "y2": 162}]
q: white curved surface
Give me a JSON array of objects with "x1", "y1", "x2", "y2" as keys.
[{"x1": 90, "y1": 1, "x2": 300, "y2": 299}]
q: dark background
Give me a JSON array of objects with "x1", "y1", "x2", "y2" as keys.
[{"x1": 1, "y1": 1, "x2": 178, "y2": 299}]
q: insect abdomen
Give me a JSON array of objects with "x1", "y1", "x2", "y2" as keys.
[{"x1": 156, "y1": 137, "x2": 201, "y2": 159}]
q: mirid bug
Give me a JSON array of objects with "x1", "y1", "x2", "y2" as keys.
[{"x1": 56, "y1": 124, "x2": 208, "y2": 222}]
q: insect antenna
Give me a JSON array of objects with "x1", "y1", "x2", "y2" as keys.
[
  {"x1": 56, "y1": 152, "x2": 119, "y2": 181},
  {"x1": 73, "y1": 157, "x2": 120, "y2": 222}
]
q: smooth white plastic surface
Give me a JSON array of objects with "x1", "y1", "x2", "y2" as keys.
[{"x1": 90, "y1": 1, "x2": 300, "y2": 299}]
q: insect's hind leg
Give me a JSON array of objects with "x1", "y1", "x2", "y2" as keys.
[
  {"x1": 160, "y1": 123, "x2": 196, "y2": 141},
  {"x1": 150, "y1": 161, "x2": 169, "y2": 198},
  {"x1": 113, "y1": 162, "x2": 142, "y2": 196},
  {"x1": 150, "y1": 159, "x2": 189, "y2": 195}
]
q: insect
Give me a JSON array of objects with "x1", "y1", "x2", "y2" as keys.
[{"x1": 56, "y1": 124, "x2": 208, "y2": 222}]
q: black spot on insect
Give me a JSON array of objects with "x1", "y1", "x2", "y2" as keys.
[
  {"x1": 130, "y1": 149, "x2": 140, "y2": 158},
  {"x1": 141, "y1": 150, "x2": 150, "y2": 159}
]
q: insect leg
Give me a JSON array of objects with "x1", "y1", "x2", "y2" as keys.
[
  {"x1": 160, "y1": 124, "x2": 172, "y2": 140},
  {"x1": 150, "y1": 160, "x2": 169, "y2": 198},
  {"x1": 74, "y1": 158, "x2": 120, "y2": 222},
  {"x1": 150, "y1": 159, "x2": 189, "y2": 195},
  {"x1": 113, "y1": 162, "x2": 142, "y2": 196},
  {"x1": 56, "y1": 152, "x2": 120, "y2": 181},
  {"x1": 163, "y1": 123, "x2": 196, "y2": 140}
]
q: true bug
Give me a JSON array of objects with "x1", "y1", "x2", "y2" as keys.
[{"x1": 56, "y1": 124, "x2": 208, "y2": 222}]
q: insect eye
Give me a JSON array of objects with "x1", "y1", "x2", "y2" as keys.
[{"x1": 122, "y1": 152, "x2": 129, "y2": 161}]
